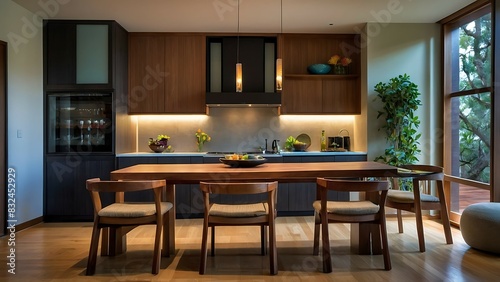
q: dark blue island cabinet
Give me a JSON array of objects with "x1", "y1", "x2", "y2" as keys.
[{"x1": 116, "y1": 153, "x2": 367, "y2": 218}]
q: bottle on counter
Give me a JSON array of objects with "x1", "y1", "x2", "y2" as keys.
[{"x1": 320, "y1": 130, "x2": 327, "y2": 151}]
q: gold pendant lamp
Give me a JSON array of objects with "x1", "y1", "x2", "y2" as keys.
[
  {"x1": 276, "y1": 0, "x2": 283, "y2": 91},
  {"x1": 236, "y1": 0, "x2": 243, "y2": 92}
]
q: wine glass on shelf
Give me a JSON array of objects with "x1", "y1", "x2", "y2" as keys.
[{"x1": 79, "y1": 120, "x2": 84, "y2": 143}]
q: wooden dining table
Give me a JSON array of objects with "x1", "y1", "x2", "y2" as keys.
[{"x1": 108, "y1": 161, "x2": 398, "y2": 256}]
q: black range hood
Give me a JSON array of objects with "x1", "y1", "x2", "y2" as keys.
[
  {"x1": 206, "y1": 92, "x2": 281, "y2": 107},
  {"x1": 206, "y1": 36, "x2": 281, "y2": 107}
]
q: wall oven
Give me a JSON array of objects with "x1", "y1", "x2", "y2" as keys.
[{"x1": 47, "y1": 93, "x2": 113, "y2": 153}]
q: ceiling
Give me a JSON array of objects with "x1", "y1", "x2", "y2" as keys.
[{"x1": 12, "y1": 0, "x2": 476, "y2": 33}]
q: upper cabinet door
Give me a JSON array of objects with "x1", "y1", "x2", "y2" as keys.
[
  {"x1": 128, "y1": 33, "x2": 206, "y2": 114},
  {"x1": 164, "y1": 34, "x2": 206, "y2": 113},
  {"x1": 128, "y1": 34, "x2": 166, "y2": 114},
  {"x1": 44, "y1": 21, "x2": 113, "y2": 91}
]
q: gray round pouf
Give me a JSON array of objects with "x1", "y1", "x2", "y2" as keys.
[{"x1": 460, "y1": 203, "x2": 500, "y2": 254}]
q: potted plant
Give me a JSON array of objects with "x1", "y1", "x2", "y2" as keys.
[{"x1": 374, "y1": 74, "x2": 422, "y2": 189}]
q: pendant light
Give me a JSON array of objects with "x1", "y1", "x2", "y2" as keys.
[
  {"x1": 276, "y1": 0, "x2": 283, "y2": 91},
  {"x1": 235, "y1": 0, "x2": 243, "y2": 92}
]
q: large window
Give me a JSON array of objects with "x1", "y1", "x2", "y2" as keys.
[{"x1": 443, "y1": 3, "x2": 492, "y2": 223}]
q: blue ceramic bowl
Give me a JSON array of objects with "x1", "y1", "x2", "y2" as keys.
[{"x1": 307, "y1": 64, "x2": 331, "y2": 74}]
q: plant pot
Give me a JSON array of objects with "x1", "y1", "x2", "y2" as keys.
[{"x1": 331, "y1": 64, "x2": 348, "y2": 75}]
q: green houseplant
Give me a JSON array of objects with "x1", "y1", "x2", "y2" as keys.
[{"x1": 374, "y1": 74, "x2": 422, "y2": 189}]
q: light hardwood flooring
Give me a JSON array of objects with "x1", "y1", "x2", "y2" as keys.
[{"x1": 1, "y1": 216, "x2": 499, "y2": 281}]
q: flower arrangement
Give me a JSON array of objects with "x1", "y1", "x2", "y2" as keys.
[
  {"x1": 195, "y1": 129, "x2": 211, "y2": 152},
  {"x1": 328, "y1": 54, "x2": 352, "y2": 66},
  {"x1": 327, "y1": 54, "x2": 352, "y2": 74},
  {"x1": 148, "y1": 134, "x2": 171, "y2": 153}
]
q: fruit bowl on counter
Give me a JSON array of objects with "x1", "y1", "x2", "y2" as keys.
[{"x1": 220, "y1": 154, "x2": 267, "y2": 168}]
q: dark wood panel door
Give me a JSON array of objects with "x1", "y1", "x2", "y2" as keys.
[
  {"x1": 164, "y1": 34, "x2": 206, "y2": 113},
  {"x1": 45, "y1": 155, "x2": 115, "y2": 221},
  {"x1": 128, "y1": 34, "x2": 166, "y2": 113},
  {"x1": 45, "y1": 22, "x2": 76, "y2": 86},
  {"x1": 282, "y1": 78, "x2": 322, "y2": 113}
]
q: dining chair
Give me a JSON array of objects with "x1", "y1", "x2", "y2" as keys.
[
  {"x1": 313, "y1": 178, "x2": 391, "y2": 273},
  {"x1": 85, "y1": 178, "x2": 173, "y2": 275},
  {"x1": 199, "y1": 181, "x2": 278, "y2": 275},
  {"x1": 385, "y1": 164, "x2": 453, "y2": 252}
]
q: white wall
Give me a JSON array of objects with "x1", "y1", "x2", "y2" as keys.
[
  {"x1": 365, "y1": 23, "x2": 442, "y2": 165},
  {"x1": 1, "y1": 0, "x2": 44, "y2": 224}
]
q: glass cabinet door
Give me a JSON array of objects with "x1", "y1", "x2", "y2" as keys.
[{"x1": 47, "y1": 93, "x2": 112, "y2": 153}]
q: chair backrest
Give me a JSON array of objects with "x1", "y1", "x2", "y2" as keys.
[
  {"x1": 400, "y1": 164, "x2": 444, "y2": 181},
  {"x1": 317, "y1": 178, "x2": 389, "y2": 193},
  {"x1": 86, "y1": 178, "x2": 166, "y2": 215},
  {"x1": 317, "y1": 178, "x2": 389, "y2": 206},
  {"x1": 200, "y1": 181, "x2": 278, "y2": 195}
]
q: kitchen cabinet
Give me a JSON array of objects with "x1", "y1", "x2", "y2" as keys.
[
  {"x1": 280, "y1": 34, "x2": 361, "y2": 114},
  {"x1": 45, "y1": 155, "x2": 115, "y2": 221},
  {"x1": 44, "y1": 20, "x2": 127, "y2": 91},
  {"x1": 128, "y1": 33, "x2": 206, "y2": 114}
]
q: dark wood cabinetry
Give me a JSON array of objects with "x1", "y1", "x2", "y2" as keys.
[
  {"x1": 45, "y1": 155, "x2": 115, "y2": 221},
  {"x1": 281, "y1": 34, "x2": 361, "y2": 114},
  {"x1": 43, "y1": 20, "x2": 129, "y2": 221},
  {"x1": 44, "y1": 20, "x2": 127, "y2": 91},
  {"x1": 128, "y1": 33, "x2": 206, "y2": 114}
]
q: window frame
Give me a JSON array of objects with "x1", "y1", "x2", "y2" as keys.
[{"x1": 441, "y1": 0, "x2": 495, "y2": 225}]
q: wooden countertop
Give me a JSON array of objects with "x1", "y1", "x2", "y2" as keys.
[{"x1": 111, "y1": 161, "x2": 397, "y2": 183}]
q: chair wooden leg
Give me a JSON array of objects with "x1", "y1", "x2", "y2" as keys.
[
  {"x1": 199, "y1": 218, "x2": 209, "y2": 274},
  {"x1": 152, "y1": 220, "x2": 162, "y2": 274},
  {"x1": 261, "y1": 225, "x2": 267, "y2": 255},
  {"x1": 211, "y1": 226, "x2": 215, "y2": 257},
  {"x1": 86, "y1": 221, "x2": 101, "y2": 275},
  {"x1": 437, "y1": 180, "x2": 453, "y2": 244},
  {"x1": 321, "y1": 214, "x2": 332, "y2": 273},
  {"x1": 380, "y1": 218, "x2": 392, "y2": 270},
  {"x1": 313, "y1": 211, "x2": 320, "y2": 255},
  {"x1": 162, "y1": 211, "x2": 170, "y2": 257},
  {"x1": 269, "y1": 220, "x2": 278, "y2": 275},
  {"x1": 396, "y1": 209, "x2": 404, "y2": 233},
  {"x1": 413, "y1": 179, "x2": 426, "y2": 252}
]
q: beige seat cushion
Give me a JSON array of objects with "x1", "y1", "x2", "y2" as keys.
[
  {"x1": 98, "y1": 202, "x2": 173, "y2": 217},
  {"x1": 387, "y1": 190, "x2": 439, "y2": 203},
  {"x1": 209, "y1": 203, "x2": 268, "y2": 218},
  {"x1": 313, "y1": 200, "x2": 380, "y2": 215}
]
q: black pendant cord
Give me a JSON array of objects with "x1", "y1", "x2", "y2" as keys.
[{"x1": 237, "y1": 0, "x2": 240, "y2": 63}]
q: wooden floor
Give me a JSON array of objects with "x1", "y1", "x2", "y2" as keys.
[{"x1": 1, "y1": 216, "x2": 499, "y2": 281}]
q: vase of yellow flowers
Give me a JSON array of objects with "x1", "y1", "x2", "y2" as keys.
[
  {"x1": 328, "y1": 54, "x2": 352, "y2": 75},
  {"x1": 195, "y1": 129, "x2": 211, "y2": 152}
]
